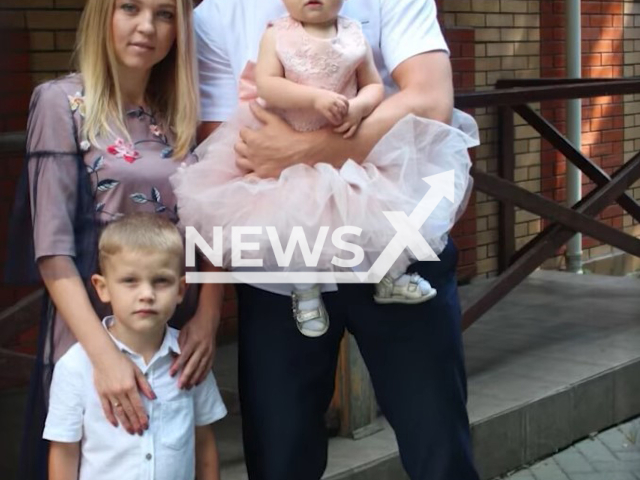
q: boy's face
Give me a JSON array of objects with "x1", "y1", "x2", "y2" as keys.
[
  {"x1": 91, "y1": 249, "x2": 186, "y2": 334},
  {"x1": 282, "y1": 0, "x2": 344, "y2": 25}
]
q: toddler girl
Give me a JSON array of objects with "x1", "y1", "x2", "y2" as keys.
[{"x1": 172, "y1": 0, "x2": 478, "y2": 337}]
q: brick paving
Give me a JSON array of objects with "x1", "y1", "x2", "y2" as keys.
[{"x1": 499, "y1": 418, "x2": 640, "y2": 480}]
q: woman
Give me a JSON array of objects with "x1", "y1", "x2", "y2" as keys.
[{"x1": 6, "y1": 0, "x2": 222, "y2": 477}]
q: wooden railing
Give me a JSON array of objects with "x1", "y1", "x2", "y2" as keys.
[{"x1": 455, "y1": 77, "x2": 640, "y2": 329}]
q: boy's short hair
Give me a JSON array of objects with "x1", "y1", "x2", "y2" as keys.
[{"x1": 98, "y1": 213, "x2": 184, "y2": 273}]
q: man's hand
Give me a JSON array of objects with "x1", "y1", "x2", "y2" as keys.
[
  {"x1": 235, "y1": 102, "x2": 311, "y2": 178},
  {"x1": 313, "y1": 90, "x2": 349, "y2": 126},
  {"x1": 334, "y1": 100, "x2": 366, "y2": 139}
]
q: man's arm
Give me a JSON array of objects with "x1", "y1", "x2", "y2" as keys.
[
  {"x1": 196, "y1": 424, "x2": 220, "y2": 480},
  {"x1": 234, "y1": 51, "x2": 453, "y2": 176},
  {"x1": 193, "y1": 1, "x2": 236, "y2": 145},
  {"x1": 49, "y1": 442, "x2": 80, "y2": 480}
]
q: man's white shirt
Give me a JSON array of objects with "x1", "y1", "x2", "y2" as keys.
[
  {"x1": 193, "y1": 0, "x2": 449, "y2": 295},
  {"x1": 43, "y1": 317, "x2": 227, "y2": 480}
]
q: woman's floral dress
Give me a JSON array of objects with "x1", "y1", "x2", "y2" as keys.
[{"x1": 23, "y1": 73, "x2": 198, "y2": 359}]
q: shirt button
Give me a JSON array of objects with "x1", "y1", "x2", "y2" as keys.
[{"x1": 145, "y1": 453, "x2": 152, "y2": 460}]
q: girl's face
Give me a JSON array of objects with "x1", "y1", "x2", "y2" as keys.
[
  {"x1": 282, "y1": 0, "x2": 344, "y2": 25},
  {"x1": 111, "y1": 0, "x2": 177, "y2": 75}
]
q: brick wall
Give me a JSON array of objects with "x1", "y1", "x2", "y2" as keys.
[
  {"x1": 441, "y1": 0, "x2": 543, "y2": 276},
  {"x1": 446, "y1": 26, "x2": 478, "y2": 281},
  {"x1": 623, "y1": 0, "x2": 640, "y2": 242},
  {"x1": 539, "y1": 0, "x2": 629, "y2": 267},
  {"x1": 440, "y1": 0, "x2": 640, "y2": 277},
  {"x1": 0, "y1": 22, "x2": 36, "y2": 309},
  {"x1": 0, "y1": 0, "x2": 82, "y2": 86}
]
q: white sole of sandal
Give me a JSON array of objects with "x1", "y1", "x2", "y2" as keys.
[
  {"x1": 297, "y1": 323, "x2": 330, "y2": 337},
  {"x1": 373, "y1": 288, "x2": 437, "y2": 305}
]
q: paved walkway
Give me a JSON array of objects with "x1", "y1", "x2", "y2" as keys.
[{"x1": 499, "y1": 418, "x2": 640, "y2": 480}]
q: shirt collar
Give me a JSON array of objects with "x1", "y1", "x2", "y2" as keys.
[{"x1": 102, "y1": 316, "x2": 180, "y2": 362}]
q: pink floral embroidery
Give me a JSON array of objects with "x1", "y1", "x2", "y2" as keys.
[
  {"x1": 107, "y1": 138, "x2": 141, "y2": 164},
  {"x1": 149, "y1": 124, "x2": 164, "y2": 137},
  {"x1": 68, "y1": 92, "x2": 86, "y2": 117}
]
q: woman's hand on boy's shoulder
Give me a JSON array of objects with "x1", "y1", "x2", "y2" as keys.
[{"x1": 93, "y1": 350, "x2": 154, "y2": 435}]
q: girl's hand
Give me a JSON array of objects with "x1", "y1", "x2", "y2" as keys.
[
  {"x1": 93, "y1": 349, "x2": 155, "y2": 435},
  {"x1": 170, "y1": 312, "x2": 217, "y2": 389},
  {"x1": 314, "y1": 91, "x2": 349, "y2": 126},
  {"x1": 334, "y1": 101, "x2": 365, "y2": 138}
]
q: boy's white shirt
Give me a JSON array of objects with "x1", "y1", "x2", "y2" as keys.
[
  {"x1": 43, "y1": 317, "x2": 227, "y2": 480},
  {"x1": 193, "y1": 0, "x2": 449, "y2": 296}
]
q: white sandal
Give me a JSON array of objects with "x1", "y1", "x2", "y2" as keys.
[
  {"x1": 373, "y1": 273, "x2": 437, "y2": 305},
  {"x1": 292, "y1": 286, "x2": 330, "y2": 337}
]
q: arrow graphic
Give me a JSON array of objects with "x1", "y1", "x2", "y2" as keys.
[{"x1": 358, "y1": 170, "x2": 455, "y2": 283}]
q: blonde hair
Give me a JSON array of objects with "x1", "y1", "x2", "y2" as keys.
[
  {"x1": 75, "y1": 0, "x2": 198, "y2": 159},
  {"x1": 98, "y1": 213, "x2": 185, "y2": 273}
]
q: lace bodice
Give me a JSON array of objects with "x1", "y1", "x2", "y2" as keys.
[{"x1": 271, "y1": 15, "x2": 367, "y2": 132}]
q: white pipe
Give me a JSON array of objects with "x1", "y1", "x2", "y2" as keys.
[{"x1": 566, "y1": 0, "x2": 583, "y2": 273}]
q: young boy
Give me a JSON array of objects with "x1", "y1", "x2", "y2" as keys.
[{"x1": 43, "y1": 213, "x2": 227, "y2": 480}]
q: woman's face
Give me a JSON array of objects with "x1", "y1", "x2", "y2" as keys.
[{"x1": 111, "y1": 0, "x2": 177, "y2": 75}]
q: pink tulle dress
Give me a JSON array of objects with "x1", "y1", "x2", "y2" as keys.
[{"x1": 172, "y1": 15, "x2": 479, "y2": 274}]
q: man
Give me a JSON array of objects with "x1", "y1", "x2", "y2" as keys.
[{"x1": 194, "y1": 1, "x2": 480, "y2": 479}]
